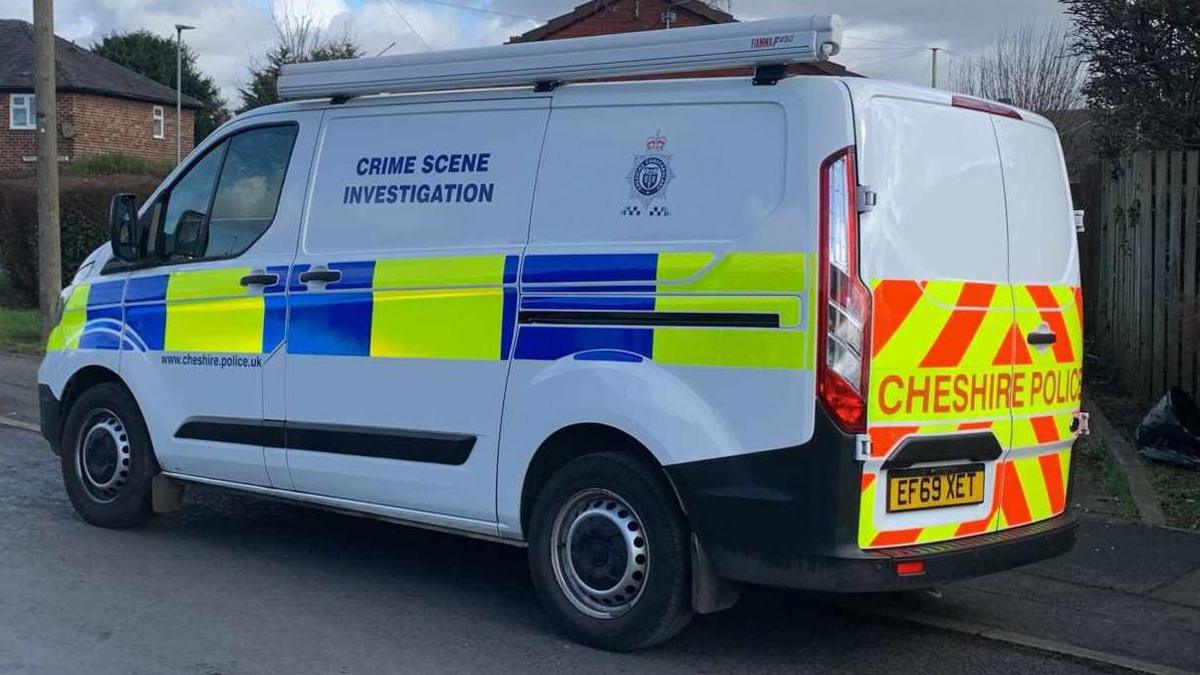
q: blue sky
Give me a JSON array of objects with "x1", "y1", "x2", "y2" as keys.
[{"x1": 0, "y1": 0, "x2": 1068, "y2": 106}]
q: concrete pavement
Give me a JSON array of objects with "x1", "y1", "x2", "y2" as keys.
[{"x1": 874, "y1": 519, "x2": 1200, "y2": 672}]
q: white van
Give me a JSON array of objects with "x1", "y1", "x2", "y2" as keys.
[{"x1": 38, "y1": 17, "x2": 1084, "y2": 650}]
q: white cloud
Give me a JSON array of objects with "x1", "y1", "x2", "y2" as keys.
[
  {"x1": 1, "y1": 0, "x2": 277, "y2": 105},
  {"x1": 0, "y1": 0, "x2": 1070, "y2": 105}
]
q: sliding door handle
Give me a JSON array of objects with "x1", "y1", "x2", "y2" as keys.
[{"x1": 299, "y1": 269, "x2": 342, "y2": 284}]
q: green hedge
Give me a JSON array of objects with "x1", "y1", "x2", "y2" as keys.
[
  {"x1": 0, "y1": 175, "x2": 162, "y2": 306},
  {"x1": 63, "y1": 154, "x2": 172, "y2": 178}
]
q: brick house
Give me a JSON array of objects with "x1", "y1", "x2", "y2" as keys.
[
  {"x1": 508, "y1": 0, "x2": 858, "y2": 78},
  {"x1": 0, "y1": 19, "x2": 201, "y2": 175}
]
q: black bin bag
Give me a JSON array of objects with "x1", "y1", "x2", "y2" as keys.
[{"x1": 1135, "y1": 387, "x2": 1200, "y2": 468}]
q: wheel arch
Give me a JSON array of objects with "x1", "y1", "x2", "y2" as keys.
[
  {"x1": 60, "y1": 365, "x2": 130, "y2": 417},
  {"x1": 49, "y1": 365, "x2": 140, "y2": 454},
  {"x1": 519, "y1": 422, "x2": 687, "y2": 537}
]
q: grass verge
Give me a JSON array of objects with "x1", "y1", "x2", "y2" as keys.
[
  {"x1": 0, "y1": 307, "x2": 43, "y2": 355},
  {"x1": 1098, "y1": 441, "x2": 1139, "y2": 521},
  {"x1": 1071, "y1": 432, "x2": 1138, "y2": 521},
  {"x1": 1145, "y1": 463, "x2": 1200, "y2": 532},
  {"x1": 1087, "y1": 364, "x2": 1200, "y2": 531}
]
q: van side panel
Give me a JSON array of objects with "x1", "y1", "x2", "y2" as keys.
[
  {"x1": 283, "y1": 99, "x2": 551, "y2": 524},
  {"x1": 496, "y1": 79, "x2": 854, "y2": 537}
]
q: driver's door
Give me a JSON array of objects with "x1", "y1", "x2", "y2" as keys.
[{"x1": 119, "y1": 118, "x2": 314, "y2": 486}]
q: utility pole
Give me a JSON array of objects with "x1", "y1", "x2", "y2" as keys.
[
  {"x1": 174, "y1": 24, "x2": 195, "y2": 164},
  {"x1": 929, "y1": 47, "x2": 940, "y2": 88},
  {"x1": 33, "y1": 0, "x2": 61, "y2": 337}
]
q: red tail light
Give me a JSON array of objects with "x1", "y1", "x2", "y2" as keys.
[{"x1": 818, "y1": 147, "x2": 870, "y2": 434}]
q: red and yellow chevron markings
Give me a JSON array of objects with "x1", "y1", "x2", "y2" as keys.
[{"x1": 859, "y1": 278, "x2": 1082, "y2": 549}]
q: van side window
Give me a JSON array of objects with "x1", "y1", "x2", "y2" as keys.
[
  {"x1": 157, "y1": 124, "x2": 298, "y2": 262},
  {"x1": 160, "y1": 143, "x2": 224, "y2": 260},
  {"x1": 207, "y1": 125, "x2": 298, "y2": 258}
]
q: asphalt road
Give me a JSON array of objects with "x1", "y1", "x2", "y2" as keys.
[{"x1": 0, "y1": 427, "x2": 1108, "y2": 675}]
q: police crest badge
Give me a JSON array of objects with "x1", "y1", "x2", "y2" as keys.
[{"x1": 622, "y1": 130, "x2": 675, "y2": 217}]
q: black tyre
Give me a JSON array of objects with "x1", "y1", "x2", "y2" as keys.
[
  {"x1": 60, "y1": 382, "x2": 156, "y2": 528},
  {"x1": 528, "y1": 452, "x2": 693, "y2": 651}
]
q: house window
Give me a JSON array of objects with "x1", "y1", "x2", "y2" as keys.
[
  {"x1": 9, "y1": 94, "x2": 35, "y2": 130},
  {"x1": 153, "y1": 106, "x2": 165, "y2": 139}
]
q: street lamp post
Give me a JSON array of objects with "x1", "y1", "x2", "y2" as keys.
[{"x1": 174, "y1": 23, "x2": 195, "y2": 164}]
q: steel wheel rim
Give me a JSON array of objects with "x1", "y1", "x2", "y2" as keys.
[
  {"x1": 550, "y1": 488, "x2": 649, "y2": 620},
  {"x1": 75, "y1": 409, "x2": 131, "y2": 504}
]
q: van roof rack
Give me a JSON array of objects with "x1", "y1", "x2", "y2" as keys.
[{"x1": 277, "y1": 15, "x2": 842, "y2": 101}]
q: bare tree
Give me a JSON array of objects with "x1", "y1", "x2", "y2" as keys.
[
  {"x1": 239, "y1": 0, "x2": 361, "y2": 112},
  {"x1": 949, "y1": 23, "x2": 1091, "y2": 176},
  {"x1": 269, "y1": 0, "x2": 356, "y2": 64},
  {"x1": 1064, "y1": 0, "x2": 1200, "y2": 156}
]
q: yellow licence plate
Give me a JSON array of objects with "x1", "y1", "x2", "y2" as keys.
[{"x1": 887, "y1": 464, "x2": 985, "y2": 513}]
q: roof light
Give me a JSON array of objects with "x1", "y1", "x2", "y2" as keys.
[
  {"x1": 951, "y1": 95, "x2": 1023, "y2": 120},
  {"x1": 277, "y1": 15, "x2": 842, "y2": 100}
]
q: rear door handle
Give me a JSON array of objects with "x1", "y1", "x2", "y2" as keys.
[
  {"x1": 1027, "y1": 330, "x2": 1057, "y2": 346},
  {"x1": 299, "y1": 269, "x2": 342, "y2": 284},
  {"x1": 240, "y1": 273, "x2": 278, "y2": 287}
]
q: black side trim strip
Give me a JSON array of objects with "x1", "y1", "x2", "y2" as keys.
[
  {"x1": 175, "y1": 417, "x2": 474, "y2": 466},
  {"x1": 177, "y1": 417, "x2": 273, "y2": 447},
  {"x1": 881, "y1": 431, "x2": 1003, "y2": 471},
  {"x1": 286, "y1": 421, "x2": 475, "y2": 465},
  {"x1": 518, "y1": 309, "x2": 780, "y2": 328}
]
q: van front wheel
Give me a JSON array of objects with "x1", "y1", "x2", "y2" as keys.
[
  {"x1": 61, "y1": 382, "x2": 156, "y2": 529},
  {"x1": 527, "y1": 452, "x2": 693, "y2": 650}
]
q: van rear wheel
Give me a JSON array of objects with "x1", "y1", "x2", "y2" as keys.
[
  {"x1": 60, "y1": 382, "x2": 156, "y2": 529},
  {"x1": 528, "y1": 452, "x2": 693, "y2": 650}
]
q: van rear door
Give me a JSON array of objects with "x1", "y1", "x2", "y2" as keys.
[
  {"x1": 991, "y1": 115, "x2": 1081, "y2": 533},
  {"x1": 853, "y1": 89, "x2": 1017, "y2": 548}
]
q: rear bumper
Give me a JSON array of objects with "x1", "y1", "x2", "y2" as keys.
[
  {"x1": 703, "y1": 514, "x2": 1076, "y2": 593},
  {"x1": 666, "y1": 407, "x2": 1077, "y2": 593},
  {"x1": 39, "y1": 384, "x2": 63, "y2": 455}
]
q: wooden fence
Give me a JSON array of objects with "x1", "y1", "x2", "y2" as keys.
[{"x1": 1086, "y1": 150, "x2": 1200, "y2": 403}]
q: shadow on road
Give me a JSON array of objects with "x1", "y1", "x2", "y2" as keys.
[
  {"x1": 0, "y1": 429, "x2": 1104, "y2": 674},
  {"x1": 142, "y1": 486, "x2": 1045, "y2": 671}
]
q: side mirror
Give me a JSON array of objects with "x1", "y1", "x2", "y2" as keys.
[
  {"x1": 174, "y1": 210, "x2": 208, "y2": 259},
  {"x1": 108, "y1": 193, "x2": 139, "y2": 261}
]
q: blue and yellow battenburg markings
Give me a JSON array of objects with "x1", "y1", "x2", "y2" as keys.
[
  {"x1": 124, "y1": 267, "x2": 287, "y2": 354},
  {"x1": 515, "y1": 252, "x2": 813, "y2": 369},
  {"x1": 46, "y1": 279, "x2": 128, "y2": 352},
  {"x1": 47, "y1": 252, "x2": 815, "y2": 370},
  {"x1": 287, "y1": 256, "x2": 519, "y2": 359},
  {"x1": 49, "y1": 269, "x2": 288, "y2": 355}
]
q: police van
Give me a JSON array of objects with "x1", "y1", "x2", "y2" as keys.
[{"x1": 38, "y1": 16, "x2": 1085, "y2": 650}]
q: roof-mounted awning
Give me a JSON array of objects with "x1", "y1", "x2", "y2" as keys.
[{"x1": 277, "y1": 15, "x2": 843, "y2": 101}]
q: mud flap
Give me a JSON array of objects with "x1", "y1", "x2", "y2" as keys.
[
  {"x1": 692, "y1": 534, "x2": 741, "y2": 614},
  {"x1": 152, "y1": 473, "x2": 185, "y2": 514}
]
